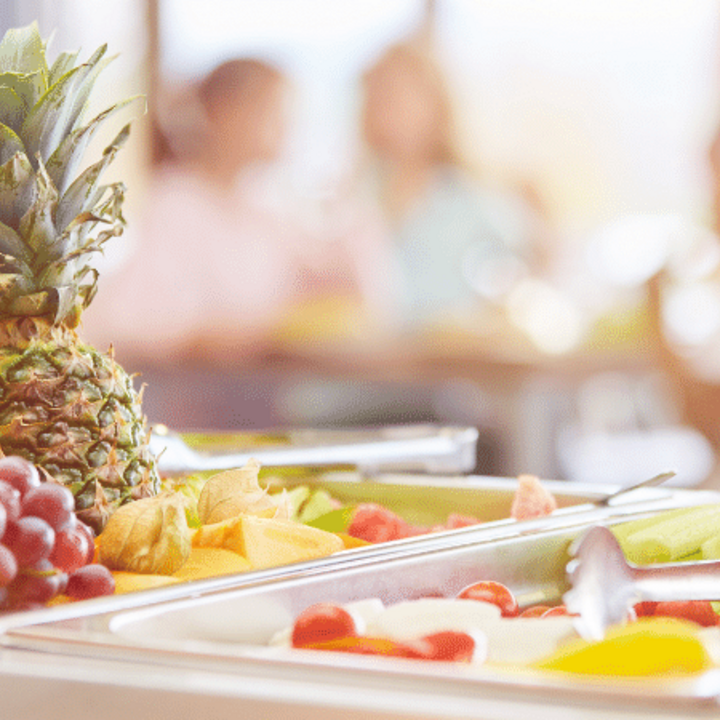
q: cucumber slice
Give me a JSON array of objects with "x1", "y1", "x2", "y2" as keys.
[{"x1": 620, "y1": 505, "x2": 720, "y2": 564}]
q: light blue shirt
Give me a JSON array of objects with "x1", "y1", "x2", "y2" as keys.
[{"x1": 391, "y1": 166, "x2": 533, "y2": 327}]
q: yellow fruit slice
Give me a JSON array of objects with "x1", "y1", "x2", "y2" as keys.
[
  {"x1": 191, "y1": 515, "x2": 343, "y2": 569},
  {"x1": 236, "y1": 515, "x2": 344, "y2": 569},
  {"x1": 535, "y1": 618, "x2": 711, "y2": 676},
  {"x1": 111, "y1": 572, "x2": 182, "y2": 594},
  {"x1": 46, "y1": 595, "x2": 74, "y2": 606},
  {"x1": 172, "y1": 547, "x2": 252, "y2": 581},
  {"x1": 192, "y1": 517, "x2": 246, "y2": 555},
  {"x1": 336, "y1": 533, "x2": 371, "y2": 549}
]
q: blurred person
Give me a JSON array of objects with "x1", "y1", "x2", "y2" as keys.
[
  {"x1": 84, "y1": 58, "x2": 293, "y2": 367},
  {"x1": 356, "y1": 42, "x2": 552, "y2": 329},
  {"x1": 84, "y1": 57, "x2": 399, "y2": 370}
]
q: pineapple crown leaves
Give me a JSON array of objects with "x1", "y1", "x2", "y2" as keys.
[{"x1": 0, "y1": 22, "x2": 144, "y2": 326}]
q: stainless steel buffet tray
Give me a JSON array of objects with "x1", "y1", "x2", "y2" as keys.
[
  {"x1": 3, "y1": 487, "x2": 720, "y2": 719},
  {"x1": 0, "y1": 476, "x2": 713, "y2": 625},
  {"x1": 151, "y1": 423, "x2": 480, "y2": 475}
]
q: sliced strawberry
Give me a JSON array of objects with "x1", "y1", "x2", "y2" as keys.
[{"x1": 510, "y1": 474, "x2": 557, "y2": 520}]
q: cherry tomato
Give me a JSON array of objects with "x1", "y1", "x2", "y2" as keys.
[
  {"x1": 518, "y1": 605, "x2": 551, "y2": 618},
  {"x1": 291, "y1": 603, "x2": 358, "y2": 648},
  {"x1": 652, "y1": 601, "x2": 720, "y2": 628},
  {"x1": 457, "y1": 581, "x2": 519, "y2": 617},
  {"x1": 444, "y1": 514, "x2": 480, "y2": 530},
  {"x1": 421, "y1": 631, "x2": 476, "y2": 662},
  {"x1": 541, "y1": 605, "x2": 570, "y2": 618},
  {"x1": 633, "y1": 601, "x2": 658, "y2": 618},
  {"x1": 304, "y1": 635, "x2": 430, "y2": 659}
]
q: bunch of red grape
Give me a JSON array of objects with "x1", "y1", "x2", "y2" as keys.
[{"x1": 0, "y1": 456, "x2": 115, "y2": 610}]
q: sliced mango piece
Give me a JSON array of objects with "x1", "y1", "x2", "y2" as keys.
[
  {"x1": 112, "y1": 572, "x2": 182, "y2": 594},
  {"x1": 236, "y1": 515, "x2": 344, "y2": 569},
  {"x1": 46, "y1": 595, "x2": 74, "y2": 606},
  {"x1": 172, "y1": 547, "x2": 252, "y2": 581},
  {"x1": 192, "y1": 516, "x2": 246, "y2": 555},
  {"x1": 535, "y1": 617, "x2": 710, "y2": 676},
  {"x1": 336, "y1": 533, "x2": 372, "y2": 550}
]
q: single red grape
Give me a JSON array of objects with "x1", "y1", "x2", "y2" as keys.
[
  {"x1": 291, "y1": 603, "x2": 358, "y2": 648},
  {"x1": 4, "y1": 517, "x2": 55, "y2": 566},
  {"x1": 50, "y1": 526, "x2": 91, "y2": 574},
  {"x1": 0, "y1": 481, "x2": 21, "y2": 523},
  {"x1": 65, "y1": 564, "x2": 115, "y2": 600},
  {"x1": 0, "y1": 543, "x2": 17, "y2": 586},
  {"x1": 11, "y1": 564, "x2": 66, "y2": 604},
  {"x1": 75, "y1": 521, "x2": 96, "y2": 565},
  {"x1": 0, "y1": 457, "x2": 40, "y2": 497},
  {"x1": 22, "y1": 483, "x2": 75, "y2": 532}
]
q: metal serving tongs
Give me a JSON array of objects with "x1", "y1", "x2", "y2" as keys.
[
  {"x1": 564, "y1": 525, "x2": 720, "y2": 640},
  {"x1": 148, "y1": 425, "x2": 479, "y2": 475}
]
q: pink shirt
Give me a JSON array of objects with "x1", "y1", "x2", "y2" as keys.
[{"x1": 83, "y1": 164, "x2": 402, "y2": 364}]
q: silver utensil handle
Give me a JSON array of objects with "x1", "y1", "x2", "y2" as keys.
[
  {"x1": 596, "y1": 470, "x2": 676, "y2": 506},
  {"x1": 633, "y1": 561, "x2": 720, "y2": 601}
]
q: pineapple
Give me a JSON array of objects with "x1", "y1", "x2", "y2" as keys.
[{"x1": 0, "y1": 24, "x2": 159, "y2": 531}]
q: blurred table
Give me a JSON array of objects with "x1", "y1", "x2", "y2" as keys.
[{"x1": 131, "y1": 314, "x2": 658, "y2": 481}]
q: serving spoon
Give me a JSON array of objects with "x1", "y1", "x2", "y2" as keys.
[
  {"x1": 564, "y1": 524, "x2": 720, "y2": 640},
  {"x1": 593, "y1": 470, "x2": 676, "y2": 506}
]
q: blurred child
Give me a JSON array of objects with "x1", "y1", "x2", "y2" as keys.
[{"x1": 357, "y1": 42, "x2": 551, "y2": 328}]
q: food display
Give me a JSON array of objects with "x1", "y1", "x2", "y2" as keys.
[
  {"x1": 0, "y1": 442, "x2": 569, "y2": 610},
  {"x1": 275, "y1": 581, "x2": 719, "y2": 677},
  {"x1": 5, "y1": 479, "x2": 720, "y2": 720},
  {"x1": 68, "y1": 463, "x2": 558, "y2": 599},
  {"x1": 257, "y1": 505, "x2": 720, "y2": 680},
  {"x1": 5, "y1": 23, "x2": 720, "y2": 720}
]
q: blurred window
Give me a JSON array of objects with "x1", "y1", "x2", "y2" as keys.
[{"x1": 155, "y1": 0, "x2": 720, "y2": 236}]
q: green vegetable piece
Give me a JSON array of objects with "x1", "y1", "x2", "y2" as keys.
[
  {"x1": 298, "y1": 489, "x2": 336, "y2": 524},
  {"x1": 701, "y1": 533, "x2": 720, "y2": 560},
  {"x1": 305, "y1": 506, "x2": 356, "y2": 533},
  {"x1": 611, "y1": 507, "x2": 702, "y2": 546},
  {"x1": 276, "y1": 485, "x2": 311, "y2": 520},
  {"x1": 621, "y1": 504, "x2": 720, "y2": 564}
]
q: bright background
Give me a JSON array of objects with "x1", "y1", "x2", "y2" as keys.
[{"x1": 19, "y1": 0, "x2": 720, "y2": 247}]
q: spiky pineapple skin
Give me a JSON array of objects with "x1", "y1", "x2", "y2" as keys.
[
  {"x1": 0, "y1": 24, "x2": 160, "y2": 532},
  {"x1": 0, "y1": 317, "x2": 159, "y2": 532}
]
